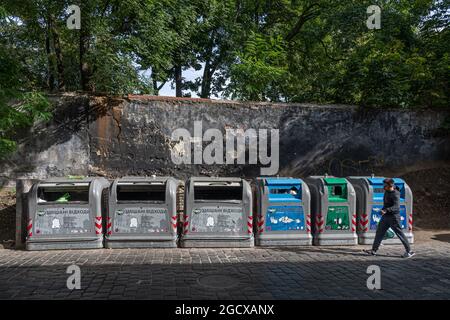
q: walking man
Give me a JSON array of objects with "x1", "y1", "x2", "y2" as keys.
[{"x1": 363, "y1": 178, "x2": 415, "y2": 258}]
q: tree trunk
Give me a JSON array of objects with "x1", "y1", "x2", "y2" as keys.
[
  {"x1": 153, "y1": 80, "x2": 159, "y2": 95},
  {"x1": 152, "y1": 79, "x2": 166, "y2": 96},
  {"x1": 79, "y1": 3, "x2": 92, "y2": 92},
  {"x1": 80, "y1": 28, "x2": 91, "y2": 91},
  {"x1": 200, "y1": 32, "x2": 218, "y2": 99},
  {"x1": 50, "y1": 18, "x2": 65, "y2": 91},
  {"x1": 200, "y1": 59, "x2": 212, "y2": 98},
  {"x1": 45, "y1": 18, "x2": 55, "y2": 92},
  {"x1": 174, "y1": 64, "x2": 183, "y2": 97}
]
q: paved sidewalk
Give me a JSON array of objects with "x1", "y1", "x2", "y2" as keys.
[{"x1": 0, "y1": 237, "x2": 449, "y2": 300}]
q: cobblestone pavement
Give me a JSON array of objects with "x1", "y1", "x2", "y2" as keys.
[{"x1": 1, "y1": 236, "x2": 450, "y2": 300}]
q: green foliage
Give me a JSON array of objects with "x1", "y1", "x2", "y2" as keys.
[
  {"x1": 315, "y1": 0, "x2": 450, "y2": 108},
  {"x1": 227, "y1": 32, "x2": 289, "y2": 101},
  {"x1": 86, "y1": 34, "x2": 152, "y2": 95},
  {"x1": 0, "y1": 0, "x2": 448, "y2": 113},
  {"x1": 0, "y1": 4, "x2": 52, "y2": 157},
  {"x1": 0, "y1": 91, "x2": 52, "y2": 158}
]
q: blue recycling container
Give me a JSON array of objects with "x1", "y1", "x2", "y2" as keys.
[
  {"x1": 347, "y1": 176, "x2": 414, "y2": 245},
  {"x1": 254, "y1": 177, "x2": 312, "y2": 246}
]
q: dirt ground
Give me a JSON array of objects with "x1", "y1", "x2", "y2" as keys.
[
  {"x1": 412, "y1": 229, "x2": 450, "y2": 243},
  {"x1": 400, "y1": 166, "x2": 450, "y2": 230},
  {"x1": 0, "y1": 187, "x2": 15, "y2": 247},
  {"x1": 0, "y1": 166, "x2": 449, "y2": 247}
]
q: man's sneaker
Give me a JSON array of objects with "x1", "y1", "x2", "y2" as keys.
[
  {"x1": 401, "y1": 251, "x2": 416, "y2": 258},
  {"x1": 363, "y1": 249, "x2": 377, "y2": 256}
]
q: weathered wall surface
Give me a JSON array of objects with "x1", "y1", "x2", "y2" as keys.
[
  {"x1": 1, "y1": 94, "x2": 90, "y2": 185},
  {"x1": 1, "y1": 94, "x2": 449, "y2": 186}
]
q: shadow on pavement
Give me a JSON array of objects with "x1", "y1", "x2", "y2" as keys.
[
  {"x1": 266, "y1": 245, "x2": 405, "y2": 258},
  {"x1": 432, "y1": 233, "x2": 450, "y2": 243},
  {"x1": 0, "y1": 254, "x2": 448, "y2": 300}
]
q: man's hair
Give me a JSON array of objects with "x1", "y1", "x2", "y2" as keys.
[{"x1": 383, "y1": 178, "x2": 395, "y2": 186}]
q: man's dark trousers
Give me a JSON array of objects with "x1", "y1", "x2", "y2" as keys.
[{"x1": 372, "y1": 213, "x2": 411, "y2": 252}]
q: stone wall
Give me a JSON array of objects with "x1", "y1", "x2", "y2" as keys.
[{"x1": 1, "y1": 93, "x2": 449, "y2": 186}]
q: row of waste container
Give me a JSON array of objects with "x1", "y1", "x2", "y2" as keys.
[{"x1": 25, "y1": 175, "x2": 414, "y2": 250}]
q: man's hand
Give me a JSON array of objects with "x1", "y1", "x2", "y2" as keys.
[{"x1": 381, "y1": 209, "x2": 386, "y2": 215}]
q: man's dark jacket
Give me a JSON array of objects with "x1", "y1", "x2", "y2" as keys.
[{"x1": 382, "y1": 187, "x2": 400, "y2": 215}]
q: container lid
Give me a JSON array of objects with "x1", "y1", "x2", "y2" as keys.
[
  {"x1": 324, "y1": 177, "x2": 347, "y2": 185},
  {"x1": 264, "y1": 178, "x2": 302, "y2": 185},
  {"x1": 38, "y1": 177, "x2": 96, "y2": 187},
  {"x1": 368, "y1": 177, "x2": 405, "y2": 185},
  {"x1": 116, "y1": 176, "x2": 172, "y2": 184},
  {"x1": 190, "y1": 177, "x2": 242, "y2": 183},
  {"x1": 367, "y1": 177, "x2": 384, "y2": 184}
]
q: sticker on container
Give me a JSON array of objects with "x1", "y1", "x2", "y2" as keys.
[
  {"x1": 206, "y1": 216, "x2": 215, "y2": 227},
  {"x1": 130, "y1": 217, "x2": 138, "y2": 228},
  {"x1": 189, "y1": 206, "x2": 244, "y2": 233},
  {"x1": 114, "y1": 207, "x2": 169, "y2": 233},
  {"x1": 265, "y1": 206, "x2": 305, "y2": 231},
  {"x1": 52, "y1": 218, "x2": 61, "y2": 229},
  {"x1": 34, "y1": 207, "x2": 90, "y2": 235}
]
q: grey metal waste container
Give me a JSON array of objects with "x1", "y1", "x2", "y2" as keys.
[
  {"x1": 105, "y1": 176, "x2": 179, "y2": 248},
  {"x1": 347, "y1": 176, "x2": 414, "y2": 245},
  {"x1": 180, "y1": 177, "x2": 254, "y2": 248},
  {"x1": 26, "y1": 177, "x2": 109, "y2": 250},
  {"x1": 255, "y1": 177, "x2": 312, "y2": 246},
  {"x1": 305, "y1": 176, "x2": 357, "y2": 246}
]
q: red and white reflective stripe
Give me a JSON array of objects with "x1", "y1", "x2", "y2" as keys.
[
  {"x1": 316, "y1": 214, "x2": 324, "y2": 233},
  {"x1": 306, "y1": 214, "x2": 311, "y2": 233},
  {"x1": 351, "y1": 214, "x2": 356, "y2": 232},
  {"x1": 95, "y1": 216, "x2": 102, "y2": 235},
  {"x1": 183, "y1": 214, "x2": 189, "y2": 234},
  {"x1": 360, "y1": 213, "x2": 369, "y2": 232},
  {"x1": 247, "y1": 215, "x2": 253, "y2": 234},
  {"x1": 106, "y1": 217, "x2": 112, "y2": 236},
  {"x1": 257, "y1": 215, "x2": 264, "y2": 234},
  {"x1": 171, "y1": 215, "x2": 177, "y2": 232},
  {"x1": 27, "y1": 218, "x2": 33, "y2": 238},
  {"x1": 408, "y1": 215, "x2": 413, "y2": 231}
]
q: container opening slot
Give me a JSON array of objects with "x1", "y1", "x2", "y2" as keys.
[
  {"x1": 194, "y1": 185, "x2": 242, "y2": 201},
  {"x1": 268, "y1": 187, "x2": 301, "y2": 201},
  {"x1": 117, "y1": 185, "x2": 166, "y2": 202},
  {"x1": 37, "y1": 186, "x2": 90, "y2": 204},
  {"x1": 332, "y1": 186, "x2": 343, "y2": 196},
  {"x1": 270, "y1": 187, "x2": 299, "y2": 195},
  {"x1": 373, "y1": 187, "x2": 384, "y2": 194}
]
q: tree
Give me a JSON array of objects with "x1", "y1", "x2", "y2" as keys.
[
  {"x1": 0, "y1": 5, "x2": 52, "y2": 157},
  {"x1": 186, "y1": 0, "x2": 241, "y2": 98},
  {"x1": 226, "y1": 31, "x2": 289, "y2": 101},
  {"x1": 0, "y1": 0, "x2": 448, "y2": 107},
  {"x1": 224, "y1": 0, "x2": 449, "y2": 107}
]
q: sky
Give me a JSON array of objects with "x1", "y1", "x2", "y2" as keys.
[
  {"x1": 153, "y1": 64, "x2": 226, "y2": 99},
  {"x1": 140, "y1": 62, "x2": 228, "y2": 99},
  {"x1": 159, "y1": 67, "x2": 202, "y2": 98}
]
